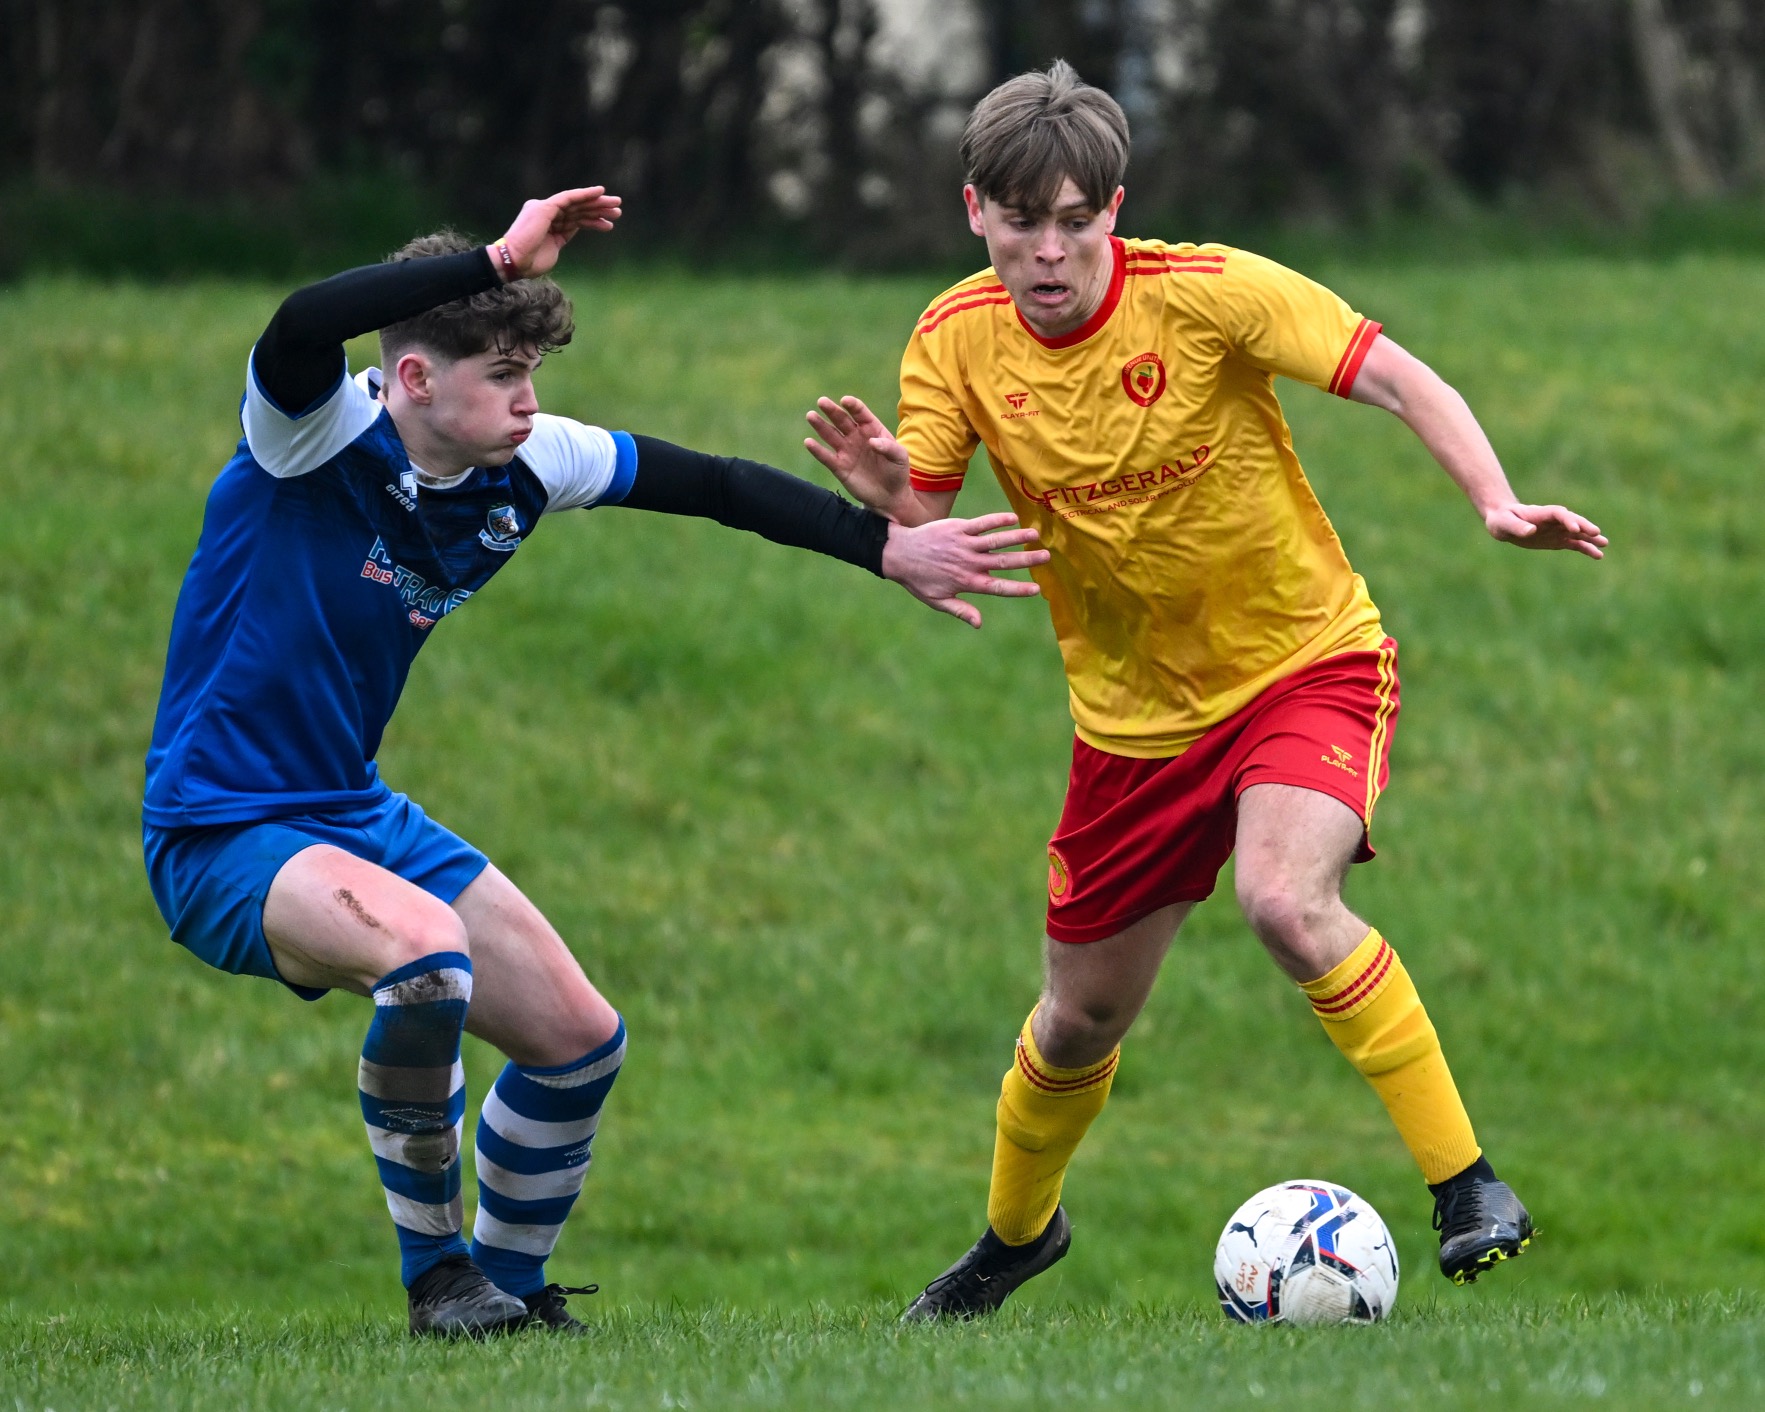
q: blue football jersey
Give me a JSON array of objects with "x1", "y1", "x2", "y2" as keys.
[{"x1": 144, "y1": 356, "x2": 636, "y2": 828}]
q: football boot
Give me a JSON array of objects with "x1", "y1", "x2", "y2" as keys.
[
  {"x1": 1434, "y1": 1171, "x2": 1534, "y2": 1285},
  {"x1": 406, "y1": 1254, "x2": 529, "y2": 1338},
  {"x1": 900, "y1": 1206, "x2": 1072, "y2": 1322},
  {"x1": 518, "y1": 1282, "x2": 600, "y2": 1335}
]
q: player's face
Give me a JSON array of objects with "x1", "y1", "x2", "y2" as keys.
[
  {"x1": 965, "y1": 177, "x2": 1125, "y2": 338},
  {"x1": 422, "y1": 346, "x2": 544, "y2": 467}
]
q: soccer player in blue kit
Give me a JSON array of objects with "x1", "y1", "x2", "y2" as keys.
[{"x1": 142, "y1": 186, "x2": 1050, "y2": 1337}]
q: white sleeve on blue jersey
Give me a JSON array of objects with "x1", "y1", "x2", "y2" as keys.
[
  {"x1": 240, "y1": 354, "x2": 383, "y2": 480},
  {"x1": 521, "y1": 414, "x2": 637, "y2": 512}
]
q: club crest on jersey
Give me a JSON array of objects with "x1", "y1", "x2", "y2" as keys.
[
  {"x1": 1121, "y1": 351, "x2": 1167, "y2": 407},
  {"x1": 1048, "y1": 846, "x2": 1073, "y2": 902},
  {"x1": 480, "y1": 504, "x2": 522, "y2": 551}
]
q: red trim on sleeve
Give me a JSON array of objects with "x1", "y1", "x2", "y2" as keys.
[
  {"x1": 909, "y1": 468, "x2": 967, "y2": 493},
  {"x1": 1125, "y1": 264, "x2": 1225, "y2": 278},
  {"x1": 919, "y1": 281, "x2": 1007, "y2": 326},
  {"x1": 1015, "y1": 236, "x2": 1128, "y2": 350},
  {"x1": 917, "y1": 293, "x2": 1015, "y2": 336},
  {"x1": 1328, "y1": 318, "x2": 1382, "y2": 398},
  {"x1": 1123, "y1": 249, "x2": 1227, "y2": 276}
]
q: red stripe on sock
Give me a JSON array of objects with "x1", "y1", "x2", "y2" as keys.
[
  {"x1": 1015, "y1": 1044, "x2": 1117, "y2": 1095},
  {"x1": 1310, "y1": 941, "x2": 1394, "y2": 1016}
]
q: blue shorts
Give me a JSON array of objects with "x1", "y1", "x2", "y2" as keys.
[{"x1": 143, "y1": 789, "x2": 489, "y2": 1001}]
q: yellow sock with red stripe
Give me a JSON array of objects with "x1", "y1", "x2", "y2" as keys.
[
  {"x1": 986, "y1": 1011, "x2": 1118, "y2": 1246},
  {"x1": 1299, "y1": 928, "x2": 1481, "y2": 1185}
]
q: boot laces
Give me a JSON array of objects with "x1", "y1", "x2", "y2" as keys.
[
  {"x1": 1432, "y1": 1181, "x2": 1487, "y2": 1236},
  {"x1": 928, "y1": 1266, "x2": 993, "y2": 1298},
  {"x1": 535, "y1": 1282, "x2": 599, "y2": 1311}
]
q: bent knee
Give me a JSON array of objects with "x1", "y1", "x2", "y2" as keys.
[
  {"x1": 371, "y1": 900, "x2": 470, "y2": 974},
  {"x1": 1237, "y1": 873, "x2": 1330, "y2": 944},
  {"x1": 559, "y1": 999, "x2": 622, "y2": 1057},
  {"x1": 514, "y1": 998, "x2": 622, "y2": 1069},
  {"x1": 1039, "y1": 995, "x2": 1131, "y2": 1057},
  {"x1": 1237, "y1": 882, "x2": 1302, "y2": 947}
]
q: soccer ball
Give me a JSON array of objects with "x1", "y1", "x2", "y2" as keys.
[{"x1": 1214, "y1": 1180, "x2": 1399, "y2": 1325}]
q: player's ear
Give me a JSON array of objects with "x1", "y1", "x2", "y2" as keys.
[
  {"x1": 1102, "y1": 186, "x2": 1125, "y2": 234},
  {"x1": 963, "y1": 184, "x2": 988, "y2": 238},
  {"x1": 395, "y1": 351, "x2": 436, "y2": 405}
]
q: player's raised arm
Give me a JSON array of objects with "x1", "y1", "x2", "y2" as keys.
[
  {"x1": 607, "y1": 436, "x2": 1046, "y2": 629},
  {"x1": 253, "y1": 186, "x2": 621, "y2": 414},
  {"x1": 1349, "y1": 334, "x2": 1608, "y2": 559}
]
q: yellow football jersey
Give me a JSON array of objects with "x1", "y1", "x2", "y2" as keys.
[{"x1": 897, "y1": 236, "x2": 1388, "y2": 758}]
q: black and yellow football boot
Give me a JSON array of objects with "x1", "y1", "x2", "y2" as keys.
[
  {"x1": 900, "y1": 1206, "x2": 1072, "y2": 1322},
  {"x1": 1432, "y1": 1162, "x2": 1535, "y2": 1285}
]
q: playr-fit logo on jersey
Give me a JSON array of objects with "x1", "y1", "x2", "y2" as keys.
[
  {"x1": 1018, "y1": 444, "x2": 1212, "y2": 521},
  {"x1": 360, "y1": 536, "x2": 473, "y2": 630},
  {"x1": 1002, "y1": 391, "x2": 1038, "y2": 421}
]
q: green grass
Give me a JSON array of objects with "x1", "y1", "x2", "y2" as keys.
[
  {"x1": 5, "y1": 1297, "x2": 1764, "y2": 1410},
  {"x1": 2, "y1": 256, "x2": 1764, "y2": 1405}
]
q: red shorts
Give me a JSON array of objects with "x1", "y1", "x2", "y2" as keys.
[{"x1": 1045, "y1": 640, "x2": 1400, "y2": 943}]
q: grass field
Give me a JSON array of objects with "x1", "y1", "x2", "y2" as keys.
[{"x1": 2, "y1": 255, "x2": 1764, "y2": 1406}]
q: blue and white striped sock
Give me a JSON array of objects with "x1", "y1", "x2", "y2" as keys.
[
  {"x1": 358, "y1": 951, "x2": 473, "y2": 1288},
  {"x1": 470, "y1": 1019, "x2": 626, "y2": 1297}
]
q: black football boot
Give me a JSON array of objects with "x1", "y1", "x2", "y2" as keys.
[
  {"x1": 406, "y1": 1254, "x2": 529, "y2": 1338},
  {"x1": 900, "y1": 1207, "x2": 1072, "y2": 1322},
  {"x1": 518, "y1": 1282, "x2": 600, "y2": 1334},
  {"x1": 1432, "y1": 1158, "x2": 1535, "y2": 1285}
]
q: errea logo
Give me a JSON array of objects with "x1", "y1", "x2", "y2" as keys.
[{"x1": 384, "y1": 473, "x2": 418, "y2": 512}]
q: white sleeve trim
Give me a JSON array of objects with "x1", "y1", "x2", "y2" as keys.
[
  {"x1": 520, "y1": 414, "x2": 620, "y2": 513},
  {"x1": 240, "y1": 351, "x2": 382, "y2": 479}
]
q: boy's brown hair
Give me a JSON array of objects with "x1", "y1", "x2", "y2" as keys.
[
  {"x1": 960, "y1": 59, "x2": 1130, "y2": 216},
  {"x1": 379, "y1": 230, "x2": 575, "y2": 364}
]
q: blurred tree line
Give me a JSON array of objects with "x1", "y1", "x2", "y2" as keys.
[{"x1": 3, "y1": 0, "x2": 1763, "y2": 273}]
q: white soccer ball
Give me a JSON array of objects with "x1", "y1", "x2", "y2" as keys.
[{"x1": 1214, "y1": 1180, "x2": 1399, "y2": 1325}]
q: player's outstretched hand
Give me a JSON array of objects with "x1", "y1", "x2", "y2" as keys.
[
  {"x1": 496, "y1": 187, "x2": 623, "y2": 280},
  {"x1": 804, "y1": 395, "x2": 915, "y2": 520},
  {"x1": 882, "y1": 512, "x2": 1050, "y2": 628},
  {"x1": 1485, "y1": 503, "x2": 1608, "y2": 559}
]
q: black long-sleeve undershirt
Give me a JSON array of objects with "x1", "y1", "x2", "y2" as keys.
[
  {"x1": 253, "y1": 248, "x2": 502, "y2": 413},
  {"x1": 250, "y1": 253, "x2": 891, "y2": 576},
  {"x1": 619, "y1": 436, "x2": 889, "y2": 576}
]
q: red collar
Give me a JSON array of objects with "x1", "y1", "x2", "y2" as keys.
[{"x1": 1014, "y1": 236, "x2": 1126, "y2": 350}]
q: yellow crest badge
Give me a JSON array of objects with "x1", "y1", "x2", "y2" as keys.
[{"x1": 1048, "y1": 846, "x2": 1072, "y2": 902}]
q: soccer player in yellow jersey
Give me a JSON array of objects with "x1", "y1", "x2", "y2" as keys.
[{"x1": 804, "y1": 61, "x2": 1608, "y2": 1319}]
